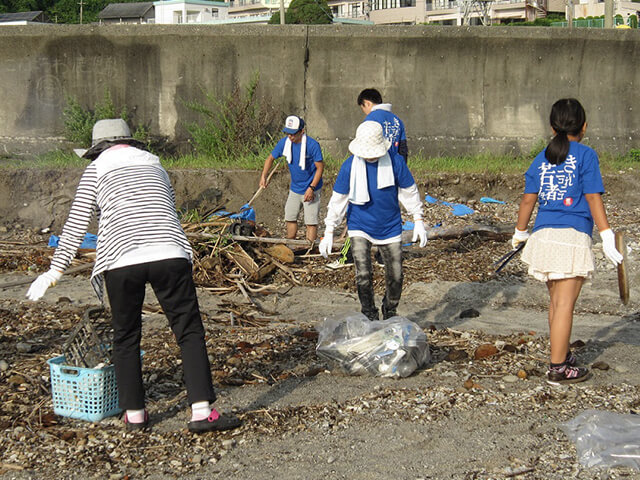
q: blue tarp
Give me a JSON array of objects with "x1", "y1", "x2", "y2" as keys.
[
  {"x1": 425, "y1": 195, "x2": 475, "y2": 216},
  {"x1": 48, "y1": 232, "x2": 97, "y2": 250},
  {"x1": 480, "y1": 196, "x2": 506, "y2": 204}
]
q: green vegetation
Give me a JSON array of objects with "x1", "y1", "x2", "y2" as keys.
[
  {"x1": 5, "y1": 148, "x2": 640, "y2": 177},
  {"x1": 269, "y1": 0, "x2": 333, "y2": 24},
  {"x1": 183, "y1": 72, "x2": 281, "y2": 165},
  {"x1": 63, "y1": 90, "x2": 150, "y2": 148},
  {"x1": 499, "y1": 14, "x2": 565, "y2": 27},
  {"x1": 0, "y1": 0, "x2": 141, "y2": 24}
]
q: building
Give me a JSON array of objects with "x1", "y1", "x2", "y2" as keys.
[
  {"x1": 154, "y1": 0, "x2": 230, "y2": 23},
  {"x1": 98, "y1": 2, "x2": 155, "y2": 24},
  {"x1": 368, "y1": 0, "x2": 549, "y2": 25},
  {"x1": 570, "y1": 0, "x2": 639, "y2": 23},
  {"x1": 96, "y1": 0, "x2": 369, "y2": 24},
  {"x1": 0, "y1": 11, "x2": 50, "y2": 25}
]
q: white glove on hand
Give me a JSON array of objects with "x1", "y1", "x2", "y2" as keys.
[
  {"x1": 511, "y1": 228, "x2": 530, "y2": 249},
  {"x1": 318, "y1": 233, "x2": 334, "y2": 259},
  {"x1": 26, "y1": 269, "x2": 62, "y2": 301},
  {"x1": 600, "y1": 229, "x2": 623, "y2": 266},
  {"x1": 412, "y1": 220, "x2": 428, "y2": 248}
]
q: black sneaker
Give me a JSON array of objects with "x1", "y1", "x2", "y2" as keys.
[
  {"x1": 546, "y1": 365, "x2": 592, "y2": 385},
  {"x1": 565, "y1": 350, "x2": 577, "y2": 367},
  {"x1": 188, "y1": 410, "x2": 242, "y2": 433},
  {"x1": 124, "y1": 410, "x2": 149, "y2": 432}
]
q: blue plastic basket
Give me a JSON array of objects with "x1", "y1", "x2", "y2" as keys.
[{"x1": 47, "y1": 353, "x2": 143, "y2": 422}]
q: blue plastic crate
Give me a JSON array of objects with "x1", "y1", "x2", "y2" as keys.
[{"x1": 47, "y1": 353, "x2": 143, "y2": 422}]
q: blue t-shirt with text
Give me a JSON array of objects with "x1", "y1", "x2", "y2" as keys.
[
  {"x1": 271, "y1": 136, "x2": 323, "y2": 195},
  {"x1": 333, "y1": 154, "x2": 415, "y2": 240},
  {"x1": 365, "y1": 109, "x2": 406, "y2": 160},
  {"x1": 525, "y1": 141, "x2": 604, "y2": 236}
]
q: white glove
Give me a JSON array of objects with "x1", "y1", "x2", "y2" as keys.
[
  {"x1": 600, "y1": 229, "x2": 623, "y2": 266},
  {"x1": 412, "y1": 220, "x2": 428, "y2": 248},
  {"x1": 511, "y1": 228, "x2": 530, "y2": 249},
  {"x1": 26, "y1": 269, "x2": 62, "y2": 301},
  {"x1": 318, "y1": 232, "x2": 334, "y2": 259}
]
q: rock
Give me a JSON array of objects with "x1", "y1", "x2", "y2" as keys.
[
  {"x1": 474, "y1": 344, "x2": 498, "y2": 359},
  {"x1": 502, "y1": 375, "x2": 518, "y2": 383},
  {"x1": 517, "y1": 369, "x2": 528, "y2": 379},
  {"x1": 265, "y1": 244, "x2": 295, "y2": 264},
  {"x1": 222, "y1": 439, "x2": 235, "y2": 448},
  {"x1": 463, "y1": 378, "x2": 474, "y2": 390},
  {"x1": 8, "y1": 374, "x2": 26, "y2": 386},
  {"x1": 226, "y1": 357, "x2": 241, "y2": 366},
  {"x1": 446, "y1": 349, "x2": 468, "y2": 362},
  {"x1": 16, "y1": 342, "x2": 35, "y2": 353},
  {"x1": 459, "y1": 308, "x2": 480, "y2": 319},
  {"x1": 0, "y1": 359, "x2": 8, "y2": 371},
  {"x1": 191, "y1": 455, "x2": 202, "y2": 464},
  {"x1": 56, "y1": 297, "x2": 72, "y2": 304},
  {"x1": 592, "y1": 361, "x2": 609, "y2": 371},
  {"x1": 570, "y1": 339, "x2": 586, "y2": 349},
  {"x1": 615, "y1": 365, "x2": 629, "y2": 374}
]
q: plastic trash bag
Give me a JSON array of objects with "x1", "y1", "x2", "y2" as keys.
[
  {"x1": 562, "y1": 409, "x2": 640, "y2": 470},
  {"x1": 316, "y1": 313, "x2": 430, "y2": 378}
]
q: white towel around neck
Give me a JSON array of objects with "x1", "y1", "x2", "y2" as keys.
[
  {"x1": 348, "y1": 153, "x2": 395, "y2": 205},
  {"x1": 283, "y1": 134, "x2": 307, "y2": 170}
]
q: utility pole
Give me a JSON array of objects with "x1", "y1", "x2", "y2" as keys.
[
  {"x1": 604, "y1": 0, "x2": 613, "y2": 27},
  {"x1": 566, "y1": 0, "x2": 573, "y2": 28},
  {"x1": 279, "y1": 0, "x2": 285, "y2": 24},
  {"x1": 78, "y1": 0, "x2": 85, "y2": 24}
]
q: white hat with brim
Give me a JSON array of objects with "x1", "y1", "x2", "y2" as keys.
[
  {"x1": 80, "y1": 119, "x2": 144, "y2": 159},
  {"x1": 348, "y1": 121, "x2": 391, "y2": 159}
]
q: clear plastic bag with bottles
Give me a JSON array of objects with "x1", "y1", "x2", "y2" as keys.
[{"x1": 315, "y1": 312, "x2": 430, "y2": 378}]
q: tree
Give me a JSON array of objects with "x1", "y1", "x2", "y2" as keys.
[{"x1": 269, "y1": 0, "x2": 332, "y2": 24}]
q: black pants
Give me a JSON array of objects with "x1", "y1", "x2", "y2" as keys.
[
  {"x1": 104, "y1": 258, "x2": 215, "y2": 410},
  {"x1": 351, "y1": 237, "x2": 403, "y2": 321}
]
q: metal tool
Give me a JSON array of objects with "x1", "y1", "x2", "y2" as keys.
[
  {"x1": 493, "y1": 242, "x2": 525, "y2": 273},
  {"x1": 616, "y1": 232, "x2": 630, "y2": 305}
]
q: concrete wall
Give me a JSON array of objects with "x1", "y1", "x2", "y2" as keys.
[{"x1": 0, "y1": 24, "x2": 639, "y2": 158}]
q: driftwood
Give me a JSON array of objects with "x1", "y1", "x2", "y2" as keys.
[
  {"x1": 0, "y1": 262, "x2": 95, "y2": 290},
  {"x1": 202, "y1": 223, "x2": 516, "y2": 247}
]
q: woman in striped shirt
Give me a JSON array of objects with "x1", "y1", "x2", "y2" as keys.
[{"x1": 27, "y1": 119, "x2": 240, "y2": 433}]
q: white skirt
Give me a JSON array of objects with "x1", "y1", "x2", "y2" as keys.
[{"x1": 521, "y1": 227, "x2": 595, "y2": 282}]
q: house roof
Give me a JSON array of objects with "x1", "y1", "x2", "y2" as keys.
[
  {"x1": 0, "y1": 11, "x2": 46, "y2": 22},
  {"x1": 98, "y1": 2, "x2": 154, "y2": 19}
]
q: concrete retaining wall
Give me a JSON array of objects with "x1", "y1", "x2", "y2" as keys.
[{"x1": 0, "y1": 24, "x2": 638, "y2": 157}]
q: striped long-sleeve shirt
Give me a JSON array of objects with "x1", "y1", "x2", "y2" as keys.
[{"x1": 50, "y1": 145, "x2": 192, "y2": 301}]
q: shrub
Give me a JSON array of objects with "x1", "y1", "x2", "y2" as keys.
[
  {"x1": 62, "y1": 90, "x2": 148, "y2": 148},
  {"x1": 183, "y1": 72, "x2": 281, "y2": 163},
  {"x1": 60, "y1": 90, "x2": 173, "y2": 156}
]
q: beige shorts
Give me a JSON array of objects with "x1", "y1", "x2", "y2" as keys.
[
  {"x1": 521, "y1": 227, "x2": 595, "y2": 282},
  {"x1": 284, "y1": 189, "x2": 321, "y2": 225}
]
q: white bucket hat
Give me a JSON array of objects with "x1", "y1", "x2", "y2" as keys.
[
  {"x1": 77, "y1": 119, "x2": 144, "y2": 160},
  {"x1": 91, "y1": 119, "x2": 133, "y2": 146},
  {"x1": 348, "y1": 121, "x2": 391, "y2": 159}
]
